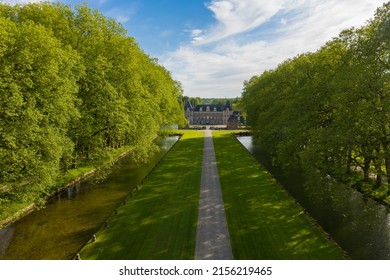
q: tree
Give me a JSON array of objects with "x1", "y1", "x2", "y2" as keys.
[
  {"x1": 0, "y1": 2, "x2": 186, "y2": 203},
  {"x1": 0, "y1": 16, "x2": 80, "y2": 190},
  {"x1": 242, "y1": 2, "x2": 390, "y2": 192}
]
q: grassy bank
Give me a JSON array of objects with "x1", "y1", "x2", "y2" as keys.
[
  {"x1": 80, "y1": 130, "x2": 204, "y2": 259},
  {"x1": 212, "y1": 131, "x2": 345, "y2": 259}
]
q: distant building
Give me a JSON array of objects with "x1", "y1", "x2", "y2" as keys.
[
  {"x1": 184, "y1": 100, "x2": 241, "y2": 128},
  {"x1": 227, "y1": 112, "x2": 239, "y2": 129}
]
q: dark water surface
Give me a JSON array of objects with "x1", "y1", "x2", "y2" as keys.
[
  {"x1": 237, "y1": 136, "x2": 390, "y2": 260},
  {"x1": 0, "y1": 136, "x2": 179, "y2": 260}
]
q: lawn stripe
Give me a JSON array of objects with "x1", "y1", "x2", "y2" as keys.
[
  {"x1": 79, "y1": 131, "x2": 203, "y2": 260},
  {"x1": 213, "y1": 131, "x2": 345, "y2": 260}
]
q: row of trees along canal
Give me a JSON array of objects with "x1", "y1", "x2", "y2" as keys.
[
  {"x1": 242, "y1": 3, "x2": 390, "y2": 204},
  {"x1": 0, "y1": 2, "x2": 186, "y2": 218}
]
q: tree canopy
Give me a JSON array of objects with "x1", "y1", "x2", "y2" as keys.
[
  {"x1": 0, "y1": 2, "x2": 185, "y2": 197},
  {"x1": 242, "y1": 3, "x2": 390, "y2": 194}
]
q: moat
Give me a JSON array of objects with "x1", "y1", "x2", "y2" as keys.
[
  {"x1": 237, "y1": 136, "x2": 390, "y2": 259},
  {"x1": 0, "y1": 136, "x2": 179, "y2": 260},
  {"x1": 1, "y1": 134, "x2": 389, "y2": 259}
]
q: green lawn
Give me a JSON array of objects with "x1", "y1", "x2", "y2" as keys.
[
  {"x1": 79, "y1": 130, "x2": 344, "y2": 260},
  {"x1": 80, "y1": 131, "x2": 204, "y2": 259},
  {"x1": 212, "y1": 131, "x2": 345, "y2": 259}
]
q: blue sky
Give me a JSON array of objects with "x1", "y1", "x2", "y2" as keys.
[{"x1": 1, "y1": 0, "x2": 386, "y2": 98}]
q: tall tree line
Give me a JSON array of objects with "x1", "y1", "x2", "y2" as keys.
[
  {"x1": 0, "y1": 3, "x2": 186, "y2": 195},
  {"x1": 242, "y1": 3, "x2": 390, "y2": 192}
]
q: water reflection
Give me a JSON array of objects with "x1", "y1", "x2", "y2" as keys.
[
  {"x1": 237, "y1": 136, "x2": 390, "y2": 259},
  {"x1": 0, "y1": 136, "x2": 179, "y2": 260}
]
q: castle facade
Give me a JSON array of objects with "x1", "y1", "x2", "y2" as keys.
[{"x1": 184, "y1": 100, "x2": 238, "y2": 127}]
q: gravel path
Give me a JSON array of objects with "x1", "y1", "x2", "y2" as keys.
[{"x1": 195, "y1": 130, "x2": 233, "y2": 260}]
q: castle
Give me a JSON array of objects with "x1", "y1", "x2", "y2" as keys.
[{"x1": 184, "y1": 100, "x2": 240, "y2": 129}]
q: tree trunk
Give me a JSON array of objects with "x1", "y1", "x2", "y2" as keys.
[
  {"x1": 385, "y1": 156, "x2": 390, "y2": 183},
  {"x1": 346, "y1": 148, "x2": 352, "y2": 175},
  {"x1": 362, "y1": 156, "x2": 371, "y2": 181},
  {"x1": 73, "y1": 137, "x2": 78, "y2": 169},
  {"x1": 373, "y1": 158, "x2": 382, "y2": 188},
  {"x1": 382, "y1": 141, "x2": 390, "y2": 182},
  {"x1": 373, "y1": 147, "x2": 383, "y2": 188}
]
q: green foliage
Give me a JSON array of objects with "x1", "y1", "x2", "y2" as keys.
[
  {"x1": 242, "y1": 3, "x2": 390, "y2": 196},
  {"x1": 183, "y1": 96, "x2": 202, "y2": 107},
  {"x1": 0, "y1": 2, "x2": 185, "y2": 215},
  {"x1": 0, "y1": 16, "x2": 80, "y2": 187}
]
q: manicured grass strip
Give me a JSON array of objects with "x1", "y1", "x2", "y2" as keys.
[
  {"x1": 212, "y1": 131, "x2": 344, "y2": 259},
  {"x1": 80, "y1": 131, "x2": 204, "y2": 259}
]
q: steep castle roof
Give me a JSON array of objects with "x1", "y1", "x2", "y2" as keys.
[
  {"x1": 186, "y1": 101, "x2": 232, "y2": 112},
  {"x1": 184, "y1": 100, "x2": 193, "y2": 110},
  {"x1": 194, "y1": 105, "x2": 225, "y2": 112}
]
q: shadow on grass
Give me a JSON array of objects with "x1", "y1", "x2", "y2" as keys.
[
  {"x1": 213, "y1": 132, "x2": 344, "y2": 260},
  {"x1": 80, "y1": 131, "x2": 204, "y2": 260}
]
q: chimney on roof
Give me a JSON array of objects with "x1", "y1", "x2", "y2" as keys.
[{"x1": 225, "y1": 100, "x2": 232, "y2": 110}]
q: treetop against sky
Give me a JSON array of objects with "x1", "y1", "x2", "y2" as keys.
[{"x1": 1, "y1": 0, "x2": 385, "y2": 98}]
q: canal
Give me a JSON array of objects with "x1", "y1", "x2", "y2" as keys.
[
  {"x1": 0, "y1": 136, "x2": 179, "y2": 260},
  {"x1": 237, "y1": 136, "x2": 390, "y2": 259}
]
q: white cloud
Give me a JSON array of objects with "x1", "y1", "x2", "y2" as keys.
[
  {"x1": 191, "y1": 29, "x2": 203, "y2": 37},
  {"x1": 1, "y1": 0, "x2": 385, "y2": 99},
  {"x1": 192, "y1": 0, "x2": 305, "y2": 45},
  {"x1": 161, "y1": 0, "x2": 385, "y2": 98},
  {"x1": 162, "y1": 41, "x2": 290, "y2": 98}
]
